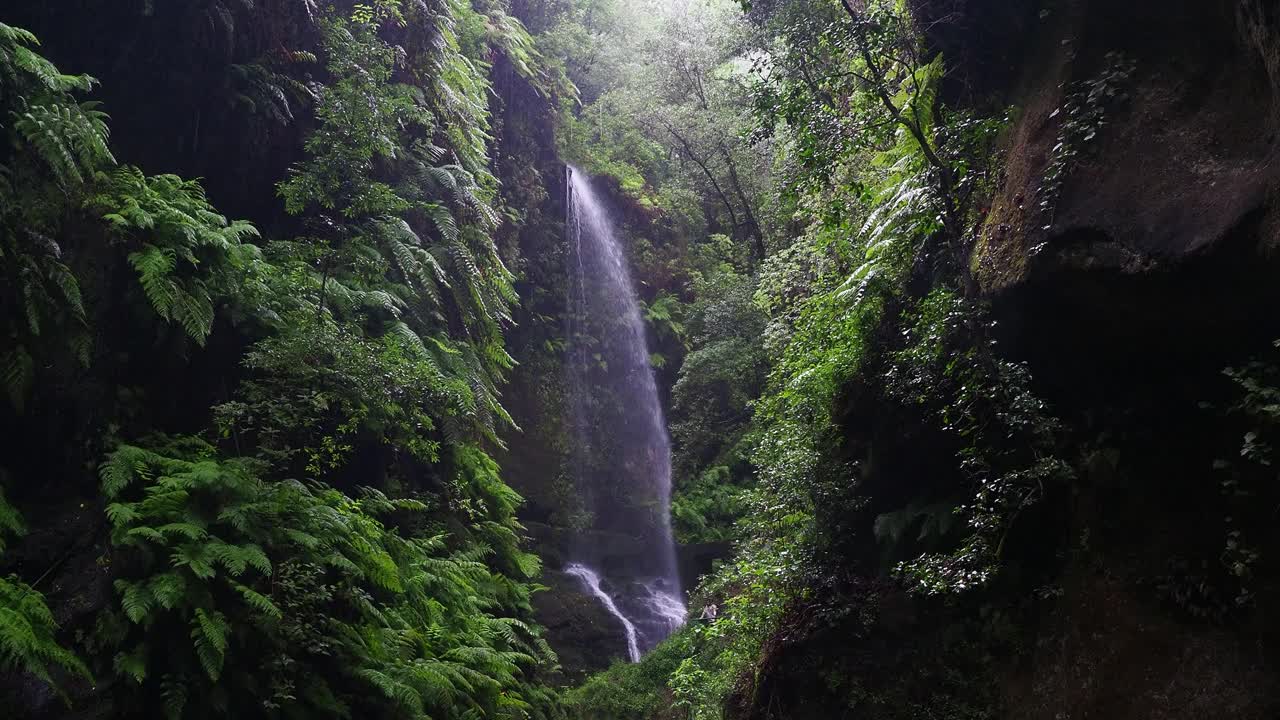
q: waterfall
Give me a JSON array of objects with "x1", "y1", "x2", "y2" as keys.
[{"x1": 563, "y1": 165, "x2": 686, "y2": 659}]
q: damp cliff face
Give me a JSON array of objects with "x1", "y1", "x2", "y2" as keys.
[
  {"x1": 972, "y1": 0, "x2": 1280, "y2": 290},
  {"x1": 976, "y1": 6, "x2": 1280, "y2": 714},
  {"x1": 967, "y1": 0, "x2": 1280, "y2": 409},
  {"x1": 731, "y1": 2, "x2": 1280, "y2": 718}
]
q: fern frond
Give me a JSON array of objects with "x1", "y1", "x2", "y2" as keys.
[
  {"x1": 160, "y1": 674, "x2": 189, "y2": 720},
  {"x1": 12, "y1": 101, "x2": 114, "y2": 186},
  {"x1": 100, "y1": 445, "x2": 154, "y2": 499},
  {"x1": 1, "y1": 347, "x2": 34, "y2": 412},
  {"x1": 423, "y1": 202, "x2": 459, "y2": 243},
  {"x1": 116, "y1": 580, "x2": 155, "y2": 624},
  {"x1": 113, "y1": 644, "x2": 149, "y2": 683},
  {"x1": 172, "y1": 544, "x2": 217, "y2": 579},
  {"x1": 94, "y1": 168, "x2": 259, "y2": 344},
  {"x1": 105, "y1": 502, "x2": 140, "y2": 526},
  {"x1": 147, "y1": 573, "x2": 188, "y2": 610},
  {"x1": 128, "y1": 245, "x2": 179, "y2": 318},
  {"x1": 190, "y1": 609, "x2": 227, "y2": 681},
  {"x1": 0, "y1": 490, "x2": 23, "y2": 556},
  {"x1": 0, "y1": 22, "x2": 97, "y2": 93},
  {"x1": 0, "y1": 576, "x2": 90, "y2": 689},
  {"x1": 231, "y1": 581, "x2": 281, "y2": 620}
]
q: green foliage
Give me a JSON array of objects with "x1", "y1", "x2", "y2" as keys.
[
  {"x1": 0, "y1": 23, "x2": 95, "y2": 96},
  {"x1": 640, "y1": 291, "x2": 687, "y2": 347},
  {"x1": 556, "y1": 0, "x2": 768, "y2": 248},
  {"x1": 565, "y1": 2, "x2": 1028, "y2": 715},
  {"x1": 90, "y1": 167, "x2": 260, "y2": 345},
  {"x1": 567, "y1": 524, "x2": 796, "y2": 720},
  {"x1": 0, "y1": 576, "x2": 92, "y2": 690},
  {"x1": 0, "y1": 22, "x2": 107, "y2": 410},
  {"x1": 101, "y1": 437, "x2": 558, "y2": 719},
  {"x1": 227, "y1": 53, "x2": 317, "y2": 127},
  {"x1": 565, "y1": 630, "x2": 695, "y2": 719},
  {"x1": 0, "y1": 484, "x2": 90, "y2": 691},
  {"x1": 217, "y1": 308, "x2": 460, "y2": 471},
  {"x1": 12, "y1": 100, "x2": 113, "y2": 189},
  {"x1": 484, "y1": 5, "x2": 560, "y2": 97},
  {"x1": 0, "y1": 231, "x2": 90, "y2": 410},
  {"x1": 1, "y1": 22, "x2": 112, "y2": 186},
  {"x1": 0, "y1": 488, "x2": 23, "y2": 555},
  {"x1": 884, "y1": 290, "x2": 1070, "y2": 593},
  {"x1": 1, "y1": 8, "x2": 565, "y2": 718},
  {"x1": 278, "y1": 16, "x2": 416, "y2": 219},
  {"x1": 1209, "y1": 341, "x2": 1280, "y2": 610},
  {"x1": 0, "y1": 25, "x2": 99, "y2": 697},
  {"x1": 670, "y1": 261, "x2": 766, "y2": 543},
  {"x1": 273, "y1": 8, "x2": 518, "y2": 450}
]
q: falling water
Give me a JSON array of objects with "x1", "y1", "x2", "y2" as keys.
[
  {"x1": 564, "y1": 165, "x2": 686, "y2": 659},
  {"x1": 565, "y1": 563, "x2": 641, "y2": 662}
]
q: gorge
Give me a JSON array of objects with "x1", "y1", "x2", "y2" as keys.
[{"x1": 1, "y1": 0, "x2": 1280, "y2": 719}]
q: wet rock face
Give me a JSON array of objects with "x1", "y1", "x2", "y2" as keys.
[
  {"x1": 532, "y1": 569, "x2": 630, "y2": 683},
  {"x1": 677, "y1": 541, "x2": 731, "y2": 593},
  {"x1": 0, "y1": 497, "x2": 114, "y2": 719},
  {"x1": 970, "y1": 0, "x2": 1280, "y2": 292},
  {"x1": 522, "y1": 523, "x2": 654, "y2": 673},
  {"x1": 1003, "y1": 572, "x2": 1275, "y2": 720},
  {"x1": 965, "y1": 0, "x2": 1280, "y2": 420},
  {"x1": 908, "y1": 0, "x2": 1042, "y2": 101},
  {"x1": 962, "y1": 4, "x2": 1280, "y2": 719},
  {"x1": 734, "y1": 4, "x2": 1280, "y2": 719}
]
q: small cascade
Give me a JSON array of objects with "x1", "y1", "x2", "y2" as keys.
[
  {"x1": 641, "y1": 578, "x2": 688, "y2": 634},
  {"x1": 564, "y1": 165, "x2": 686, "y2": 659},
  {"x1": 565, "y1": 563, "x2": 641, "y2": 662}
]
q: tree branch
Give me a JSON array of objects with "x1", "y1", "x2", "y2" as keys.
[
  {"x1": 840, "y1": 0, "x2": 961, "y2": 242},
  {"x1": 655, "y1": 117, "x2": 742, "y2": 243}
]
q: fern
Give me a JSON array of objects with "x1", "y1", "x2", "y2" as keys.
[
  {"x1": 191, "y1": 608, "x2": 229, "y2": 680},
  {"x1": 114, "y1": 644, "x2": 149, "y2": 683},
  {"x1": 834, "y1": 74, "x2": 944, "y2": 309},
  {"x1": 0, "y1": 27, "x2": 101, "y2": 411},
  {"x1": 160, "y1": 674, "x2": 189, "y2": 720},
  {"x1": 483, "y1": 8, "x2": 549, "y2": 94},
  {"x1": 0, "y1": 345, "x2": 87, "y2": 695},
  {"x1": 0, "y1": 22, "x2": 98, "y2": 96},
  {"x1": 0, "y1": 576, "x2": 92, "y2": 689},
  {"x1": 99, "y1": 437, "x2": 558, "y2": 718},
  {"x1": 13, "y1": 100, "x2": 114, "y2": 187},
  {"x1": 0, "y1": 487, "x2": 24, "y2": 554},
  {"x1": 128, "y1": 245, "x2": 179, "y2": 317},
  {"x1": 270, "y1": 10, "x2": 521, "y2": 452},
  {"x1": 227, "y1": 56, "x2": 316, "y2": 126},
  {"x1": 91, "y1": 167, "x2": 261, "y2": 344},
  {"x1": 231, "y1": 581, "x2": 281, "y2": 619},
  {"x1": 0, "y1": 8, "x2": 565, "y2": 718},
  {"x1": 0, "y1": 347, "x2": 35, "y2": 412}
]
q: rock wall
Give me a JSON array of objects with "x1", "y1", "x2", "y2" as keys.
[
  {"x1": 735, "y1": 2, "x2": 1280, "y2": 717},
  {"x1": 973, "y1": 0, "x2": 1280, "y2": 290}
]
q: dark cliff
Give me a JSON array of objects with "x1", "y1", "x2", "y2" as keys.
[{"x1": 734, "y1": 2, "x2": 1280, "y2": 718}]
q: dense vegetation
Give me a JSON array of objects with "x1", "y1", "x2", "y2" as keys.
[
  {"x1": 4, "y1": 0, "x2": 1280, "y2": 718},
  {"x1": 1, "y1": 2, "x2": 564, "y2": 717},
  {"x1": 552, "y1": 0, "x2": 1280, "y2": 718}
]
